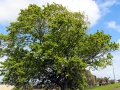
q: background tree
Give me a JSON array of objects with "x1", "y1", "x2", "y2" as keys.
[
  {"x1": 104, "y1": 77, "x2": 110, "y2": 84},
  {"x1": 96, "y1": 77, "x2": 104, "y2": 86},
  {"x1": 117, "y1": 79, "x2": 120, "y2": 82},
  {"x1": 85, "y1": 70, "x2": 96, "y2": 87},
  {"x1": 110, "y1": 79, "x2": 115, "y2": 84},
  {"x1": 0, "y1": 3, "x2": 119, "y2": 90}
]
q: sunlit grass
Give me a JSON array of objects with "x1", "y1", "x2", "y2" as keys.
[{"x1": 84, "y1": 83, "x2": 120, "y2": 90}]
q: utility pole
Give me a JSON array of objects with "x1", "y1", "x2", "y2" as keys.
[{"x1": 112, "y1": 62, "x2": 115, "y2": 83}]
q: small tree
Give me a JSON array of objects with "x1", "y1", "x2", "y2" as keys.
[
  {"x1": 110, "y1": 79, "x2": 115, "y2": 84},
  {"x1": 117, "y1": 79, "x2": 120, "y2": 82},
  {"x1": 0, "y1": 3, "x2": 119, "y2": 90},
  {"x1": 85, "y1": 70, "x2": 96, "y2": 87},
  {"x1": 104, "y1": 77, "x2": 110, "y2": 84}
]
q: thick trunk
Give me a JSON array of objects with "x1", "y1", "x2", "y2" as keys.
[{"x1": 60, "y1": 83, "x2": 68, "y2": 90}]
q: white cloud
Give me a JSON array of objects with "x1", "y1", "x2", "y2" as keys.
[
  {"x1": 97, "y1": 0, "x2": 117, "y2": 16},
  {"x1": 107, "y1": 21, "x2": 120, "y2": 32},
  {"x1": 0, "y1": 0, "x2": 32, "y2": 25},
  {"x1": 50, "y1": 0, "x2": 101, "y2": 26},
  {"x1": 107, "y1": 21, "x2": 116, "y2": 29},
  {"x1": 0, "y1": 0, "x2": 100, "y2": 26},
  {"x1": 118, "y1": 39, "x2": 120, "y2": 44}
]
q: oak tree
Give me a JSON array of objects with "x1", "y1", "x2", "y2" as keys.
[{"x1": 0, "y1": 3, "x2": 119, "y2": 90}]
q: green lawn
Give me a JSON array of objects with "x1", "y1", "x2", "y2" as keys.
[{"x1": 84, "y1": 83, "x2": 120, "y2": 90}]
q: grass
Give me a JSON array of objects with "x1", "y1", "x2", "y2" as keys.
[{"x1": 84, "y1": 83, "x2": 120, "y2": 90}]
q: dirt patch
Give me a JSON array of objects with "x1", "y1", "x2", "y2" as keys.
[{"x1": 0, "y1": 85, "x2": 14, "y2": 90}]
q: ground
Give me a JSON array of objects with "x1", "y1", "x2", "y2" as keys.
[
  {"x1": 112, "y1": 88, "x2": 120, "y2": 90},
  {"x1": 0, "y1": 85, "x2": 14, "y2": 90}
]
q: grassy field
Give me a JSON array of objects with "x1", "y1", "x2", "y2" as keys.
[{"x1": 84, "y1": 83, "x2": 120, "y2": 90}]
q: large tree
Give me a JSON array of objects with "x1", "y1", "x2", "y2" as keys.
[{"x1": 0, "y1": 3, "x2": 119, "y2": 90}]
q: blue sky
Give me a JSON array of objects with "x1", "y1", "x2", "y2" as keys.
[{"x1": 0, "y1": 0, "x2": 120, "y2": 81}]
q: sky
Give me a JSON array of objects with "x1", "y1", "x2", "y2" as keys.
[{"x1": 0, "y1": 0, "x2": 120, "y2": 81}]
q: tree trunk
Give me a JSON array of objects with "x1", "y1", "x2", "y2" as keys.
[{"x1": 60, "y1": 83, "x2": 68, "y2": 90}]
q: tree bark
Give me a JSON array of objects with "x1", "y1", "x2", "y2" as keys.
[{"x1": 60, "y1": 83, "x2": 68, "y2": 90}]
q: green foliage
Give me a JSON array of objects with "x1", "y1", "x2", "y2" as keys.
[
  {"x1": 104, "y1": 77, "x2": 110, "y2": 84},
  {"x1": 0, "y1": 3, "x2": 119, "y2": 90},
  {"x1": 85, "y1": 70, "x2": 96, "y2": 86},
  {"x1": 110, "y1": 79, "x2": 115, "y2": 84},
  {"x1": 12, "y1": 84, "x2": 33, "y2": 90}
]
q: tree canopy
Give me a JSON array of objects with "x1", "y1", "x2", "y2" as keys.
[{"x1": 0, "y1": 3, "x2": 119, "y2": 90}]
